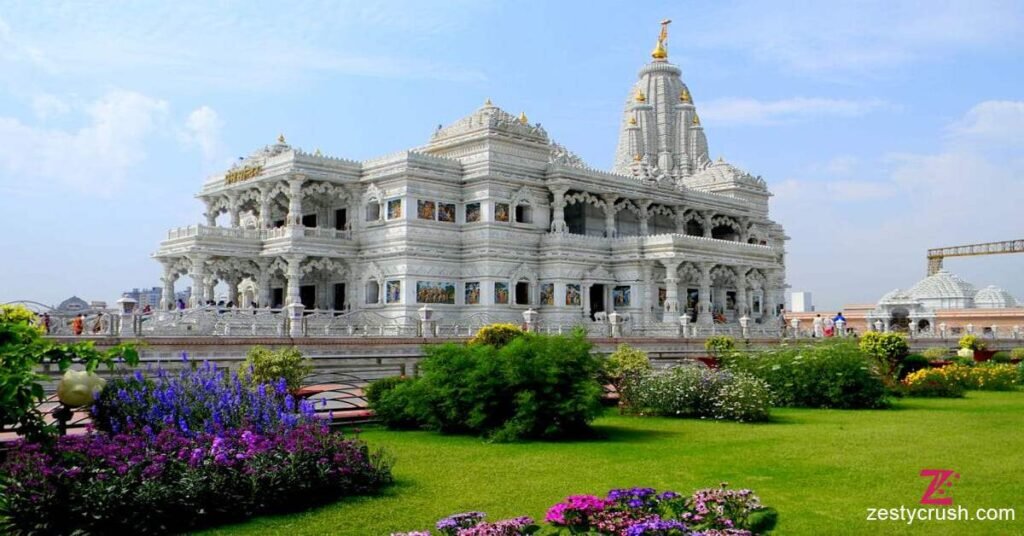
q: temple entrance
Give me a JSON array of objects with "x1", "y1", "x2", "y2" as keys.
[
  {"x1": 515, "y1": 281, "x2": 530, "y2": 305},
  {"x1": 890, "y1": 307, "x2": 911, "y2": 332},
  {"x1": 272, "y1": 288, "x2": 284, "y2": 308},
  {"x1": 917, "y1": 319, "x2": 931, "y2": 332},
  {"x1": 589, "y1": 284, "x2": 605, "y2": 320},
  {"x1": 334, "y1": 208, "x2": 348, "y2": 230},
  {"x1": 301, "y1": 214, "x2": 317, "y2": 227},
  {"x1": 333, "y1": 283, "x2": 346, "y2": 311},
  {"x1": 300, "y1": 285, "x2": 316, "y2": 309}
]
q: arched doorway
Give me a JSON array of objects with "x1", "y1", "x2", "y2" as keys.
[{"x1": 890, "y1": 307, "x2": 911, "y2": 331}]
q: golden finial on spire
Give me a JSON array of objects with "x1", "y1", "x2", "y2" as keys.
[
  {"x1": 628, "y1": 116, "x2": 638, "y2": 126},
  {"x1": 692, "y1": 113, "x2": 701, "y2": 126},
  {"x1": 484, "y1": 97, "x2": 492, "y2": 106},
  {"x1": 633, "y1": 153, "x2": 643, "y2": 162},
  {"x1": 518, "y1": 111, "x2": 529, "y2": 124},
  {"x1": 651, "y1": 19, "x2": 671, "y2": 60},
  {"x1": 680, "y1": 87, "x2": 691, "y2": 103},
  {"x1": 277, "y1": 133, "x2": 286, "y2": 143},
  {"x1": 635, "y1": 89, "x2": 646, "y2": 103}
]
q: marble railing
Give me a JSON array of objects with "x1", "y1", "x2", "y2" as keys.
[
  {"x1": 165, "y1": 224, "x2": 352, "y2": 242},
  {"x1": 543, "y1": 231, "x2": 776, "y2": 255}
]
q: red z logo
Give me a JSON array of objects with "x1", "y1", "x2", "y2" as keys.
[{"x1": 920, "y1": 469, "x2": 959, "y2": 505}]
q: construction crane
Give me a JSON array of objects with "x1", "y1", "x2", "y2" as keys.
[{"x1": 927, "y1": 239, "x2": 1024, "y2": 275}]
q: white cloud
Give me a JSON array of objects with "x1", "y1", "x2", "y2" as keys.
[
  {"x1": 701, "y1": 97, "x2": 887, "y2": 125},
  {"x1": 774, "y1": 100, "x2": 1024, "y2": 308},
  {"x1": 30, "y1": 94, "x2": 71, "y2": 120},
  {"x1": 948, "y1": 100, "x2": 1024, "y2": 148},
  {"x1": 692, "y1": 0, "x2": 1024, "y2": 77},
  {"x1": 181, "y1": 106, "x2": 224, "y2": 162},
  {"x1": 0, "y1": 90, "x2": 169, "y2": 196}
]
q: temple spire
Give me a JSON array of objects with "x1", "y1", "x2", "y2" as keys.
[{"x1": 651, "y1": 19, "x2": 670, "y2": 60}]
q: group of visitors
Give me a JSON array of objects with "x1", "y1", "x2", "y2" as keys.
[{"x1": 812, "y1": 312, "x2": 846, "y2": 337}]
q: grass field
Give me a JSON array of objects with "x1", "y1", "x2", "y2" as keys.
[{"x1": 207, "y1": 391, "x2": 1023, "y2": 535}]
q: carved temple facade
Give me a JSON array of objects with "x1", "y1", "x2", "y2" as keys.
[{"x1": 153, "y1": 25, "x2": 788, "y2": 329}]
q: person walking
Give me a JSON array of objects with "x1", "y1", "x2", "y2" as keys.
[
  {"x1": 812, "y1": 314, "x2": 824, "y2": 338},
  {"x1": 71, "y1": 314, "x2": 84, "y2": 336}
]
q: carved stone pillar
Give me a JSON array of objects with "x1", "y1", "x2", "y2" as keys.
[
  {"x1": 582, "y1": 282, "x2": 592, "y2": 317},
  {"x1": 641, "y1": 262, "x2": 654, "y2": 325},
  {"x1": 698, "y1": 262, "x2": 713, "y2": 325},
  {"x1": 285, "y1": 255, "x2": 305, "y2": 306},
  {"x1": 227, "y1": 276, "x2": 240, "y2": 306},
  {"x1": 674, "y1": 206, "x2": 686, "y2": 234},
  {"x1": 660, "y1": 259, "x2": 681, "y2": 314},
  {"x1": 160, "y1": 262, "x2": 176, "y2": 310},
  {"x1": 638, "y1": 199, "x2": 651, "y2": 236},
  {"x1": 287, "y1": 176, "x2": 305, "y2": 226},
  {"x1": 702, "y1": 211, "x2": 714, "y2": 238},
  {"x1": 203, "y1": 198, "x2": 217, "y2": 227},
  {"x1": 228, "y1": 192, "x2": 240, "y2": 228},
  {"x1": 188, "y1": 255, "x2": 208, "y2": 307},
  {"x1": 258, "y1": 186, "x2": 272, "y2": 228},
  {"x1": 255, "y1": 259, "x2": 272, "y2": 307},
  {"x1": 602, "y1": 194, "x2": 618, "y2": 238},
  {"x1": 550, "y1": 187, "x2": 568, "y2": 233},
  {"x1": 735, "y1": 267, "x2": 749, "y2": 317}
]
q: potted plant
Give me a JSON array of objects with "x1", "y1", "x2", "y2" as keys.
[{"x1": 958, "y1": 334, "x2": 993, "y2": 362}]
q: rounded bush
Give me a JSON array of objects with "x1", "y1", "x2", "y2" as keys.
[
  {"x1": 921, "y1": 347, "x2": 949, "y2": 361},
  {"x1": 899, "y1": 354, "x2": 930, "y2": 379},
  {"x1": 469, "y1": 323, "x2": 525, "y2": 348},
  {"x1": 621, "y1": 366, "x2": 772, "y2": 422},
  {"x1": 903, "y1": 367, "x2": 966, "y2": 398},
  {"x1": 967, "y1": 363, "x2": 1019, "y2": 391},
  {"x1": 725, "y1": 341, "x2": 888, "y2": 409},
  {"x1": 991, "y1": 351, "x2": 1012, "y2": 364}
]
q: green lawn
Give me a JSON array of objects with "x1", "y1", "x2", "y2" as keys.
[{"x1": 207, "y1": 391, "x2": 1023, "y2": 535}]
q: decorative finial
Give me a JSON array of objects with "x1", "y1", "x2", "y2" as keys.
[
  {"x1": 484, "y1": 97, "x2": 492, "y2": 106},
  {"x1": 680, "y1": 87, "x2": 691, "y2": 103},
  {"x1": 651, "y1": 19, "x2": 671, "y2": 60},
  {"x1": 518, "y1": 111, "x2": 529, "y2": 124},
  {"x1": 692, "y1": 113, "x2": 701, "y2": 126},
  {"x1": 277, "y1": 133, "x2": 286, "y2": 143},
  {"x1": 628, "y1": 116, "x2": 637, "y2": 126},
  {"x1": 633, "y1": 154, "x2": 643, "y2": 162},
  {"x1": 635, "y1": 89, "x2": 646, "y2": 103},
  {"x1": 314, "y1": 148, "x2": 322, "y2": 157}
]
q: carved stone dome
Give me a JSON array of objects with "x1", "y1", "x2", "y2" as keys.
[
  {"x1": 908, "y1": 270, "x2": 976, "y2": 309},
  {"x1": 878, "y1": 288, "x2": 915, "y2": 305},
  {"x1": 974, "y1": 285, "x2": 1018, "y2": 308}
]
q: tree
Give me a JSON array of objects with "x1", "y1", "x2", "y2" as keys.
[{"x1": 0, "y1": 305, "x2": 138, "y2": 442}]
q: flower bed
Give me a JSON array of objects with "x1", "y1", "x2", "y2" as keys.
[
  {"x1": 0, "y1": 423, "x2": 392, "y2": 534},
  {"x1": 903, "y1": 363, "x2": 1019, "y2": 397},
  {"x1": 621, "y1": 366, "x2": 772, "y2": 422},
  {"x1": 393, "y1": 484, "x2": 777, "y2": 535}
]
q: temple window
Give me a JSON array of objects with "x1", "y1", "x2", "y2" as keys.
[
  {"x1": 417, "y1": 200, "x2": 436, "y2": 220},
  {"x1": 465, "y1": 203, "x2": 481, "y2": 223},
  {"x1": 365, "y1": 280, "x2": 380, "y2": 304},
  {"x1": 301, "y1": 213, "x2": 317, "y2": 227},
  {"x1": 514, "y1": 281, "x2": 530, "y2": 305},
  {"x1": 685, "y1": 219, "x2": 703, "y2": 236},
  {"x1": 711, "y1": 224, "x2": 738, "y2": 241},
  {"x1": 386, "y1": 199, "x2": 402, "y2": 220},
  {"x1": 494, "y1": 203, "x2": 510, "y2": 222},
  {"x1": 334, "y1": 208, "x2": 348, "y2": 230},
  {"x1": 514, "y1": 204, "x2": 532, "y2": 224},
  {"x1": 365, "y1": 203, "x2": 381, "y2": 221}
]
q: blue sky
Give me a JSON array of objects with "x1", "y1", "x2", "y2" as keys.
[{"x1": 1, "y1": 0, "x2": 1022, "y2": 309}]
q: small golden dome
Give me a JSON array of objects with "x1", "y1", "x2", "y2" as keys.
[
  {"x1": 651, "y1": 18, "x2": 671, "y2": 60},
  {"x1": 635, "y1": 89, "x2": 646, "y2": 103},
  {"x1": 628, "y1": 116, "x2": 637, "y2": 126},
  {"x1": 277, "y1": 133, "x2": 286, "y2": 143},
  {"x1": 518, "y1": 111, "x2": 529, "y2": 125},
  {"x1": 680, "y1": 87, "x2": 691, "y2": 103},
  {"x1": 692, "y1": 113, "x2": 701, "y2": 126},
  {"x1": 633, "y1": 153, "x2": 643, "y2": 162}
]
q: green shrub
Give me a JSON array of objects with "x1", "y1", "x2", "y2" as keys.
[
  {"x1": 469, "y1": 323, "x2": 524, "y2": 348},
  {"x1": 921, "y1": 347, "x2": 949, "y2": 361},
  {"x1": 903, "y1": 367, "x2": 966, "y2": 398},
  {"x1": 899, "y1": 354, "x2": 930, "y2": 380},
  {"x1": 725, "y1": 340, "x2": 888, "y2": 409},
  {"x1": 991, "y1": 351, "x2": 1011, "y2": 364},
  {"x1": 704, "y1": 335, "x2": 736, "y2": 357},
  {"x1": 365, "y1": 375, "x2": 411, "y2": 406},
  {"x1": 604, "y1": 344, "x2": 651, "y2": 383},
  {"x1": 372, "y1": 332, "x2": 604, "y2": 440},
  {"x1": 242, "y1": 346, "x2": 311, "y2": 392},
  {"x1": 966, "y1": 363, "x2": 1019, "y2": 391},
  {"x1": 621, "y1": 366, "x2": 771, "y2": 422},
  {"x1": 0, "y1": 304, "x2": 138, "y2": 441},
  {"x1": 951, "y1": 356, "x2": 976, "y2": 367},
  {"x1": 1019, "y1": 362, "x2": 1024, "y2": 384},
  {"x1": 958, "y1": 334, "x2": 986, "y2": 351},
  {"x1": 858, "y1": 332, "x2": 910, "y2": 382},
  {"x1": 1010, "y1": 348, "x2": 1024, "y2": 361}
]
